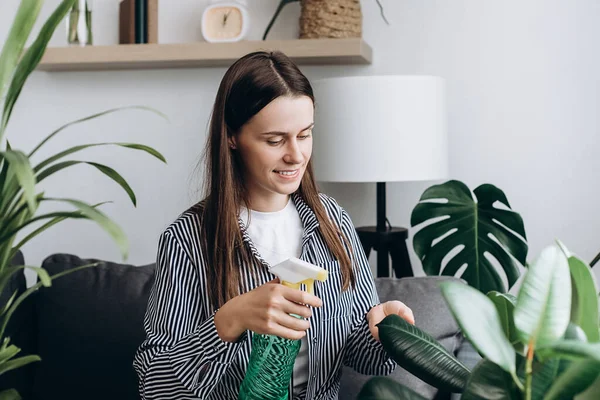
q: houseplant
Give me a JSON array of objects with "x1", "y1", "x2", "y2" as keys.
[
  {"x1": 262, "y1": 0, "x2": 389, "y2": 40},
  {"x1": 410, "y1": 180, "x2": 529, "y2": 294},
  {"x1": 358, "y1": 240, "x2": 600, "y2": 399},
  {"x1": 0, "y1": 0, "x2": 166, "y2": 398}
]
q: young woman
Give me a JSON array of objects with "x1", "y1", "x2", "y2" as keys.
[{"x1": 133, "y1": 51, "x2": 415, "y2": 400}]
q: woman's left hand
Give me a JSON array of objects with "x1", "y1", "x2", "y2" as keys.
[{"x1": 367, "y1": 300, "x2": 415, "y2": 342}]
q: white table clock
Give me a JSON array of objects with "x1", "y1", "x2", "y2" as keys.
[{"x1": 201, "y1": 0, "x2": 250, "y2": 43}]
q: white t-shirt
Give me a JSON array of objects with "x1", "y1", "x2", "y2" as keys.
[{"x1": 239, "y1": 198, "x2": 309, "y2": 396}]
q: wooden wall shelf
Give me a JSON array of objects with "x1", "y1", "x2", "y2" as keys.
[{"x1": 37, "y1": 38, "x2": 372, "y2": 72}]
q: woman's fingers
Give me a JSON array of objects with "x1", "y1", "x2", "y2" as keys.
[
  {"x1": 283, "y1": 301, "x2": 313, "y2": 319},
  {"x1": 277, "y1": 312, "x2": 311, "y2": 332},
  {"x1": 269, "y1": 325, "x2": 307, "y2": 341},
  {"x1": 281, "y1": 286, "x2": 323, "y2": 308}
]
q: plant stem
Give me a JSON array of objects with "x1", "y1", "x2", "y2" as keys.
[
  {"x1": 591, "y1": 251, "x2": 600, "y2": 268},
  {"x1": 375, "y1": 0, "x2": 390, "y2": 25},
  {"x1": 525, "y1": 341, "x2": 534, "y2": 400}
]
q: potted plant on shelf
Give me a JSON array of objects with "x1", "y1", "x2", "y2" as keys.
[
  {"x1": 0, "y1": 1, "x2": 166, "y2": 398},
  {"x1": 262, "y1": 0, "x2": 389, "y2": 40}
]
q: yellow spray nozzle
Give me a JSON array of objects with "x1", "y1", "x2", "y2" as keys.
[{"x1": 271, "y1": 258, "x2": 328, "y2": 295}]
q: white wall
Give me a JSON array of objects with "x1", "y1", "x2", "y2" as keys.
[{"x1": 1, "y1": 0, "x2": 599, "y2": 285}]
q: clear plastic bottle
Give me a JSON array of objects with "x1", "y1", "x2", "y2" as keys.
[{"x1": 238, "y1": 332, "x2": 301, "y2": 400}]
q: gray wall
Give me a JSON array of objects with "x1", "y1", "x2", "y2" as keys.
[{"x1": 1, "y1": 0, "x2": 599, "y2": 284}]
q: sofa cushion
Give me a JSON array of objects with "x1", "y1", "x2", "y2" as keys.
[
  {"x1": 0, "y1": 250, "x2": 36, "y2": 399},
  {"x1": 32, "y1": 254, "x2": 155, "y2": 400},
  {"x1": 339, "y1": 276, "x2": 465, "y2": 400}
]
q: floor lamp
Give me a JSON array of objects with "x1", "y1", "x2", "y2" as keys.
[{"x1": 311, "y1": 75, "x2": 448, "y2": 278}]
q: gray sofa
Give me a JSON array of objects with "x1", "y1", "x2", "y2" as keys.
[{"x1": 1, "y1": 253, "x2": 478, "y2": 400}]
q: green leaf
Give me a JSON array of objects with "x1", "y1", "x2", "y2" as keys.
[
  {"x1": 0, "y1": 355, "x2": 40, "y2": 375},
  {"x1": 514, "y1": 243, "x2": 572, "y2": 347},
  {"x1": 461, "y1": 359, "x2": 519, "y2": 400},
  {"x1": 34, "y1": 142, "x2": 166, "y2": 173},
  {"x1": 10, "y1": 202, "x2": 109, "y2": 255},
  {"x1": 43, "y1": 198, "x2": 128, "y2": 260},
  {"x1": 0, "y1": 266, "x2": 50, "y2": 303},
  {"x1": 568, "y1": 255, "x2": 599, "y2": 342},
  {"x1": 37, "y1": 161, "x2": 136, "y2": 206},
  {"x1": 544, "y1": 360, "x2": 600, "y2": 400},
  {"x1": 0, "y1": 0, "x2": 43, "y2": 104},
  {"x1": 0, "y1": 345, "x2": 19, "y2": 364},
  {"x1": 1, "y1": 0, "x2": 77, "y2": 137},
  {"x1": 357, "y1": 376, "x2": 428, "y2": 400},
  {"x1": 0, "y1": 262, "x2": 100, "y2": 340},
  {"x1": 0, "y1": 209, "x2": 90, "y2": 244},
  {"x1": 531, "y1": 358, "x2": 561, "y2": 400},
  {"x1": 0, "y1": 150, "x2": 37, "y2": 213},
  {"x1": 0, "y1": 389, "x2": 21, "y2": 400},
  {"x1": 0, "y1": 290, "x2": 18, "y2": 316},
  {"x1": 410, "y1": 180, "x2": 527, "y2": 293},
  {"x1": 532, "y1": 322, "x2": 592, "y2": 399},
  {"x1": 536, "y1": 340, "x2": 600, "y2": 363},
  {"x1": 487, "y1": 291, "x2": 519, "y2": 346},
  {"x1": 376, "y1": 314, "x2": 470, "y2": 393},
  {"x1": 441, "y1": 281, "x2": 516, "y2": 376},
  {"x1": 28, "y1": 105, "x2": 169, "y2": 157},
  {"x1": 563, "y1": 322, "x2": 588, "y2": 342}
]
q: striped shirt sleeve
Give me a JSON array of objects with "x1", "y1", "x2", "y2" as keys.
[
  {"x1": 339, "y1": 209, "x2": 397, "y2": 376},
  {"x1": 133, "y1": 230, "x2": 247, "y2": 399}
]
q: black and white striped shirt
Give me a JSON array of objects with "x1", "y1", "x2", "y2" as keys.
[{"x1": 133, "y1": 192, "x2": 396, "y2": 399}]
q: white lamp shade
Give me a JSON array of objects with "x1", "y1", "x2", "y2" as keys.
[{"x1": 311, "y1": 75, "x2": 448, "y2": 183}]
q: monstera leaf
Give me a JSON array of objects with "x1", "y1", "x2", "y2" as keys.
[{"x1": 411, "y1": 180, "x2": 528, "y2": 293}]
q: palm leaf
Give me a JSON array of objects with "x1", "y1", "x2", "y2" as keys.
[
  {"x1": 0, "y1": 150, "x2": 37, "y2": 213},
  {"x1": 358, "y1": 376, "x2": 428, "y2": 400},
  {"x1": 37, "y1": 160, "x2": 136, "y2": 206},
  {"x1": 411, "y1": 180, "x2": 527, "y2": 293},
  {"x1": 514, "y1": 243, "x2": 572, "y2": 347},
  {"x1": 376, "y1": 314, "x2": 470, "y2": 393},
  {"x1": 0, "y1": 345, "x2": 19, "y2": 364},
  {"x1": 0, "y1": 210, "x2": 90, "y2": 244},
  {"x1": 28, "y1": 105, "x2": 168, "y2": 157},
  {"x1": 0, "y1": 262, "x2": 99, "y2": 339},
  {"x1": 0, "y1": 389, "x2": 21, "y2": 400},
  {"x1": 43, "y1": 198, "x2": 128, "y2": 259},
  {"x1": 0, "y1": 0, "x2": 43, "y2": 107},
  {"x1": 0, "y1": 198, "x2": 127, "y2": 260},
  {"x1": 0, "y1": 355, "x2": 40, "y2": 375},
  {"x1": 34, "y1": 142, "x2": 166, "y2": 173},
  {"x1": 0, "y1": 265, "x2": 51, "y2": 297},
  {"x1": 10, "y1": 202, "x2": 108, "y2": 256},
  {"x1": 0, "y1": 291, "x2": 18, "y2": 316},
  {"x1": 1, "y1": 0, "x2": 77, "y2": 137},
  {"x1": 441, "y1": 281, "x2": 516, "y2": 377}
]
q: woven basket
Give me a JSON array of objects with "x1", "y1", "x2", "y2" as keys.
[{"x1": 299, "y1": 0, "x2": 362, "y2": 39}]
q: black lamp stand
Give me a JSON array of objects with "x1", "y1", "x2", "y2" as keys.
[{"x1": 355, "y1": 182, "x2": 413, "y2": 278}]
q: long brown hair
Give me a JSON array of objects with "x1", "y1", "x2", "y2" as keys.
[{"x1": 202, "y1": 51, "x2": 354, "y2": 309}]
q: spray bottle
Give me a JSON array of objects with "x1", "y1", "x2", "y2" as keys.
[{"x1": 238, "y1": 258, "x2": 328, "y2": 400}]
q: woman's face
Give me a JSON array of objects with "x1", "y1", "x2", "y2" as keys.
[{"x1": 231, "y1": 95, "x2": 314, "y2": 211}]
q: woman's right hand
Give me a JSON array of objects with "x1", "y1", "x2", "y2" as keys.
[{"x1": 214, "y1": 279, "x2": 322, "y2": 342}]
